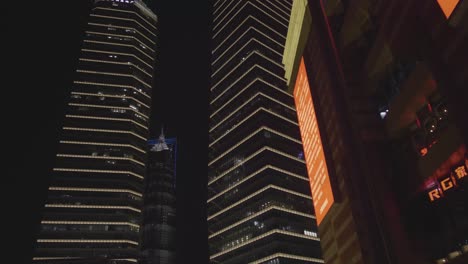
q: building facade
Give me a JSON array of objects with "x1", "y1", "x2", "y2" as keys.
[
  {"x1": 141, "y1": 133, "x2": 177, "y2": 264},
  {"x1": 32, "y1": 1, "x2": 157, "y2": 263},
  {"x1": 282, "y1": 0, "x2": 467, "y2": 264},
  {"x1": 208, "y1": 0, "x2": 323, "y2": 263}
]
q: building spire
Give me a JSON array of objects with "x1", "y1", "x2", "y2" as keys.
[{"x1": 151, "y1": 125, "x2": 169, "y2": 152}]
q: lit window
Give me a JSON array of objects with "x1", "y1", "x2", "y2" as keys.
[
  {"x1": 112, "y1": 109, "x2": 126, "y2": 114},
  {"x1": 304, "y1": 230, "x2": 318, "y2": 237}
]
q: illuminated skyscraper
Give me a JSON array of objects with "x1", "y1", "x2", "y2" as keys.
[
  {"x1": 32, "y1": 1, "x2": 157, "y2": 263},
  {"x1": 141, "y1": 132, "x2": 177, "y2": 264},
  {"x1": 207, "y1": 1, "x2": 323, "y2": 263}
]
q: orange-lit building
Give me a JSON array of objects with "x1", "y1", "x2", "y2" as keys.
[{"x1": 283, "y1": 0, "x2": 467, "y2": 263}]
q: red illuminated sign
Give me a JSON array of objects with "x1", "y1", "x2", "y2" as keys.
[
  {"x1": 428, "y1": 161, "x2": 467, "y2": 202},
  {"x1": 294, "y1": 57, "x2": 334, "y2": 226}
]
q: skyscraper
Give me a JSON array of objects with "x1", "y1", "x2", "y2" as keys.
[
  {"x1": 208, "y1": 1, "x2": 323, "y2": 263},
  {"x1": 141, "y1": 131, "x2": 177, "y2": 264},
  {"x1": 32, "y1": 0, "x2": 157, "y2": 263}
]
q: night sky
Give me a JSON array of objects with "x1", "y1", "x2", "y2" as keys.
[{"x1": 4, "y1": 1, "x2": 211, "y2": 263}]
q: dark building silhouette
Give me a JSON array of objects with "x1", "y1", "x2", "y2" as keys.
[
  {"x1": 207, "y1": 0, "x2": 323, "y2": 263},
  {"x1": 32, "y1": 0, "x2": 158, "y2": 263},
  {"x1": 141, "y1": 131, "x2": 177, "y2": 264},
  {"x1": 282, "y1": 0, "x2": 467, "y2": 264}
]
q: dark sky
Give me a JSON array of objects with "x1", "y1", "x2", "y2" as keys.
[{"x1": 4, "y1": 1, "x2": 211, "y2": 263}]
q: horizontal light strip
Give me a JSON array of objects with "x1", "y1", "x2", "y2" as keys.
[
  {"x1": 211, "y1": 93, "x2": 269, "y2": 132},
  {"x1": 210, "y1": 77, "x2": 293, "y2": 118},
  {"x1": 76, "y1": 69, "x2": 151, "y2": 89},
  {"x1": 71, "y1": 92, "x2": 149, "y2": 109},
  {"x1": 215, "y1": 1, "x2": 288, "y2": 35},
  {"x1": 211, "y1": 61, "x2": 286, "y2": 92},
  {"x1": 88, "y1": 22, "x2": 154, "y2": 45},
  {"x1": 213, "y1": 16, "x2": 284, "y2": 56},
  {"x1": 249, "y1": 253, "x2": 324, "y2": 264},
  {"x1": 213, "y1": 1, "x2": 238, "y2": 26},
  {"x1": 210, "y1": 64, "x2": 286, "y2": 103},
  {"x1": 111, "y1": 259, "x2": 137, "y2": 263},
  {"x1": 210, "y1": 107, "x2": 298, "y2": 146},
  {"x1": 213, "y1": 0, "x2": 242, "y2": 26},
  {"x1": 213, "y1": 1, "x2": 287, "y2": 37},
  {"x1": 69, "y1": 103, "x2": 149, "y2": 119},
  {"x1": 33, "y1": 257, "x2": 138, "y2": 263},
  {"x1": 36, "y1": 239, "x2": 138, "y2": 246},
  {"x1": 56, "y1": 154, "x2": 145, "y2": 167},
  {"x1": 209, "y1": 126, "x2": 302, "y2": 166},
  {"x1": 265, "y1": 0, "x2": 291, "y2": 17},
  {"x1": 95, "y1": 7, "x2": 157, "y2": 30},
  {"x1": 90, "y1": 14, "x2": 156, "y2": 37},
  {"x1": 65, "y1": 114, "x2": 148, "y2": 130},
  {"x1": 62, "y1": 127, "x2": 146, "y2": 141},
  {"x1": 210, "y1": 229, "x2": 320, "y2": 259},
  {"x1": 208, "y1": 146, "x2": 305, "y2": 186},
  {"x1": 208, "y1": 184, "x2": 311, "y2": 220},
  {"x1": 212, "y1": 38, "x2": 282, "y2": 76},
  {"x1": 70, "y1": 101, "x2": 143, "y2": 114},
  {"x1": 213, "y1": 0, "x2": 226, "y2": 9},
  {"x1": 74, "y1": 80, "x2": 150, "y2": 99},
  {"x1": 86, "y1": 31, "x2": 155, "y2": 53},
  {"x1": 273, "y1": 0, "x2": 292, "y2": 11},
  {"x1": 49, "y1": 186, "x2": 142, "y2": 197},
  {"x1": 210, "y1": 77, "x2": 257, "y2": 117},
  {"x1": 41, "y1": 220, "x2": 140, "y2": 228},
  {"x1": 82, "y1": 48, "x2": 153, "y2": 69},
  {"x1": 210, "y1": 92, "x2": 296, "y2": 133},
  {"x1": 208, "y1": 165, "x2": 308, "y2": 203},
  {"x1": 84, "y1": 40, "x2": 153, "y2": 61},
  {"x1": 212, "y1": 25, "x2": 283, "y2": 67},
  {"x1": 33, "y1": 257, "x2": 137, "y2": 263},
  {"x1": 60, "y1": 140, "x2": 145, "y2": 154},
  {"x1": 79, "y1": 58, "x2": 152, "y2": 78},
  {"x1": 209, "y1": 205, "x2": 314, "y2": 239},
  {"x1": 45, "y1": 204, "x2": 141, "y2": 213},
  {"x1": 211, "y1": 51, "x2": 283, "y2": 91},
  {"x1": 33, "y1": 257, "x2": 81, "y2": 261},
  {"x1": 53, "y1": 168, "x2": 144, "y2": 180},
  {"x1": 255, "y1": 0, "x2": 290, "y2": 24}
]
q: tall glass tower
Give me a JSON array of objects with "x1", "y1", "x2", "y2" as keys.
[
  {"x1": 208, "y1": 1, "x2": 323, "y2": 263},
  {"x1": 32, "y1": 1, "x2": 157, "y2": 263},
  {"x1": 141, "y1": 132, "x2": 177, "y2": 264}
]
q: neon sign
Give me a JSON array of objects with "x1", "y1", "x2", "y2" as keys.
[
  {"x1": 428, "y1": 161, "x2": 467, "y2": 202},
  {"x1": 294, "y1": 57, "x2": 334, "y2": 225}
]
